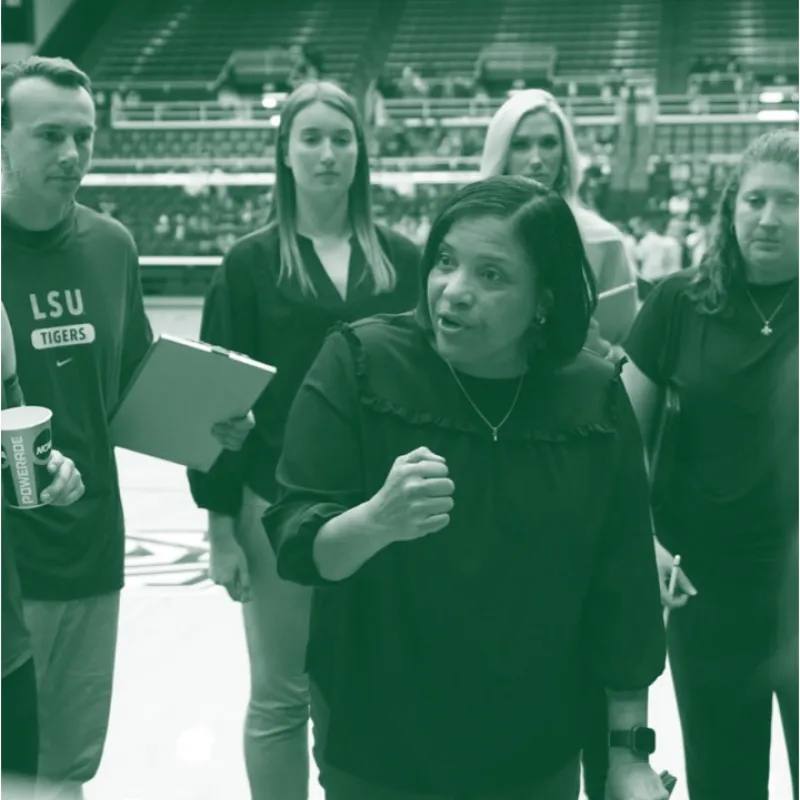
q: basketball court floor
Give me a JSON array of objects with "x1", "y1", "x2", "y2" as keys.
[{"x1": 83, "y1": 301, "x2": 792, "y2": 800}]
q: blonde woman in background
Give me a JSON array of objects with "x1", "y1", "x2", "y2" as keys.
[{"x1": 480, "y1": 89, "x2": 638, "y2": 363}]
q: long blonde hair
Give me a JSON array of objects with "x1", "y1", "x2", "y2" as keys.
[
  {"x1": 266, "y1": 81, "x2": 396, "y2": 296},
  {"x1": 479, "y1": 89, "x2": 584, "y2": 203}
]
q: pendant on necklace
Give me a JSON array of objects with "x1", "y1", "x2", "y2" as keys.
[
  {"x1": 761, "y1": 323, "x2": 773, "y2": 336},
  {"x1": 491, "y1": 428, "x2": 498, "y2": 442}
]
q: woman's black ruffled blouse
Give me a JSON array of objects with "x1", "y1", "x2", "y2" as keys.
[{"x1": 264, "y1": 312, "x2": 666, "y2": 794}]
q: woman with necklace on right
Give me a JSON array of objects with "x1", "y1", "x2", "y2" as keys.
[{"x1": 623, "y1": 130, "x2": 799, "y2": 799}]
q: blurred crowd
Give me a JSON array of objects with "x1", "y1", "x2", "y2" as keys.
[
  {"x1": 367, "y1": 121, "x2": 616, "y2": 161},
  {"x1": 80, "y1": 151, "x2": 723, "y2": 276}
]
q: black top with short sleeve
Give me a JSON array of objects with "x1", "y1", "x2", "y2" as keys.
[
  {"x1": 624, "y1": 269, "x2": 798, "y2": 587},
  {"x1": 264, "y1": 312, "x2": 666, "y2": 794}
]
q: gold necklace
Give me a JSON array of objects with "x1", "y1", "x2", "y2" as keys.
[
  {"x1": 446, "y1": 362, "x2": 526, "y2": 442},
  {"x1": 742, "y1": 281, "x2": 796, "y2": 336}
]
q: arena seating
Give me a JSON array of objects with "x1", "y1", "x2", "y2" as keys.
[
  {"x1": 489, "y1": 0, "x2": 661, "y2": 75},
  {"x1": 90, "y1": 0, "x2": 375, "y2": 88},
  {"x1": 687, "y1": 0, "x2": 797, "y2": 77},
  {"x1": 85, "y1": 0, "x2": 798, "y2": 97},
  {"x1": 381, "y1": 0, "x2": 661, "y2": 82},
  {"x1": 93, "y1": 127, "x2": 278, "y2": 161},
  {"x1": 383, "y1": 0, "x2": 506, "y2": 79},
  {"x1": 654, "y1": 120, "x2": 797, "y2": 158},
  {"x1": 91, "y1": 120, "x2": 616, "y2": 162}
]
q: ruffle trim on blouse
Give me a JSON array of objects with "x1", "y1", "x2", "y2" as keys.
[{"x1": 333, "y1": 321, "x2": 624, "y2": 444}]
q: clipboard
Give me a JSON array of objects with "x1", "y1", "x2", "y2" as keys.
[
  {"x1": 109, "y1": 334, "x2": 276, "y2": 471},
  {"x1": 595, "y1": 282, "x2": 638, "y2": 343}
]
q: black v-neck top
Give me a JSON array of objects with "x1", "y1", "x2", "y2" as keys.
[
  {"x1": 264, "y1": 313, "x2": 666, "y2": 793},
  {"x1": 187, "y1": 223, "x2": 420, "y2": 513}
]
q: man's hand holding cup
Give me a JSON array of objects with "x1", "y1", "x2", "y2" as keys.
[{"x1": 41, "y1": 450, "x2": 85, "y2": 507}]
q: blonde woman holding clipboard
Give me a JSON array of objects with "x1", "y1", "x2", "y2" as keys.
[{"x1": 187, "y1": 82, "x2": 420, "y2": 800}]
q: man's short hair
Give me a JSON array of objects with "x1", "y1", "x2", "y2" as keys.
[{"x1": 1, "y1": 56, "x2": 92, "y2": 130}]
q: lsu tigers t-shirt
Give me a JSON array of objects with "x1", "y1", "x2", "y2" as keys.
[{"x1": 1, "y1": 203, "x2": 153, "y2": 600}]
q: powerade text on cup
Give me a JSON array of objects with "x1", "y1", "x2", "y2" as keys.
[{"x1": 1, "y1": 406, "x2": 54, "y2": 510}]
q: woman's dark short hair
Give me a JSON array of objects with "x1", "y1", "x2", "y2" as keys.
[{"x1": 416, "y1": 176, "x2": 598, "y2": 367}]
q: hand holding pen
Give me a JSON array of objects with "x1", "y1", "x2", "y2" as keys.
[
  {"x1": 663, "y1": 555, "x2": 681, "y2": 626},
  {"x1": 655, "y1": 540, "x2": 698, "y2": 623}
]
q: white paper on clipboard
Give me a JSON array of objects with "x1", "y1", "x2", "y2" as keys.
[{"x1": 109, "y1": 334, "x2": 276, "y2": 471}]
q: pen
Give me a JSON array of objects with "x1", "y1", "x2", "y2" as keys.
[
  {"x1": 659, "y1": 769, "x2": 678, "y2": 796},
  {"x1": 663, "y1": 554, "x2": 681, "y2": 627}
]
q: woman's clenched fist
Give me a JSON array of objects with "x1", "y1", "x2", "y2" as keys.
[{"x1": 366, "y1": 446, "x2": 455, "y2": 544}]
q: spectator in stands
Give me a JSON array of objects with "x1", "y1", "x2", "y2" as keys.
[
  {"x1": 686, "y1": 204, "x2": 714, "y2": 268},
  {"x1": 174, "y1": 212, "x2": 187, "y2": 242},
  {"x1": 187, "y1": 80, "x2": 420, "y2": 800},
  {"x1": 579, "y1": 165, "x2": 608, "y2": 215},
  {"x1": 623, "y1": 130, "x2": 799, "y2": 800},
  {"x1": 398, "y1": 65, "x2": 428, "y2": 98},
  {"x1": 363, "y1": 77, "x2": 389, "y2": 132},
  {"x1": 154, "y1": 213, "x2": 170, "y2": 236},
  {"x1": 436, "y1": 130, "x2": 461, "y2": 158},
  {"x1": 664, "y1": 217, "x2": 691, "y2": 269},
  {"x1": 265, "y1": 176, "x2": 668, "y2": 800},
  {"x1": 618, "y1": 221, "x2": 639, "y2": 270},
  {"x1": 479, "y1": 89, "x2": 638, "y2": 367},
  {"x1": 635, "y1": 212, "x2": 683, "y2": 299},
  {"x1": 97, "y1": 195, "x2": 118, "y2": 219},
  {"x1": 0, "y1": 55, "x2": 253, "y2": 800}
]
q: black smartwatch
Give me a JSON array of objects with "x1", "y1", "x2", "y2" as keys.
[{"x1": 608, "y1": 726, "x2": 656, "y2": 758}]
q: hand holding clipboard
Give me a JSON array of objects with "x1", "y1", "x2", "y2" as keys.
[{"x1": 110, "y1": 334, "x2": 276, "y2": 471}]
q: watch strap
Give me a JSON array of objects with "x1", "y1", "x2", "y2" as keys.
[
  {"x1": 608, "y1": 726, "x2": 656, "y2": 755},
  {"x1": 608, "y1": 729, "x2": 635, "y2": 749}
]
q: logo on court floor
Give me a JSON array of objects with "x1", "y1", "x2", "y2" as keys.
[{"x1": 124, "y1": 531, "x2": 214, "y2": 592}]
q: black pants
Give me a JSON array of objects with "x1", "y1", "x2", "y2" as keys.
[
  {"x1": 581, "y1": 578, "x2": 800, "y2": 800},
  {"x1": 669, "y1": 582, "x2": 798, "y2": 800},
  {"x1": 1, "y1": 656, "x2": 39, "y2": 779}
]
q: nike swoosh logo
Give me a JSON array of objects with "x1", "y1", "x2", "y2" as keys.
[{"x1": 56, "y1": 358, "x2": 73, "y2": 368}]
